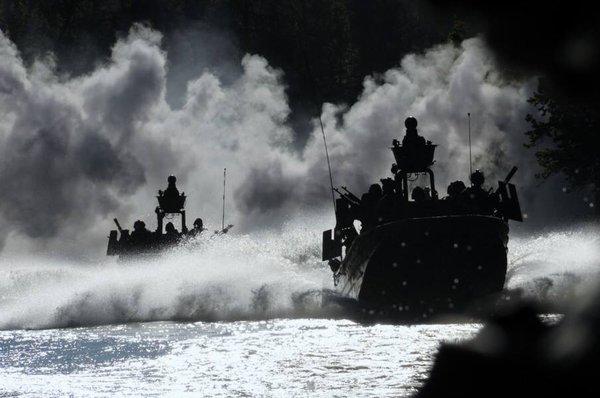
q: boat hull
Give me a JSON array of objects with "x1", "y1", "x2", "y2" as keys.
[{"x1": 335, "y1": 215, "x2": 508, "y2": 320}]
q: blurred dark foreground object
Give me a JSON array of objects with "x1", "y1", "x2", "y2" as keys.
[{"x1": 416, "y1": 294, "x2": 600, "y2": 397}]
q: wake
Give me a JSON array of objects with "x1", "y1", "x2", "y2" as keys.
[
  {"x1": 0, "y1": 225, "x2": 335, "y2": 330},
  {"x1": 1, "y1": 223, "x2": 598, "y2": 330},
  {"x1": 506, "y1": 223, "x2": 600, "y2": 306}
]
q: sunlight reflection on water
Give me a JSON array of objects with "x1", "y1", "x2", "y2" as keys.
[{"x1": 0, "y1": 319, "x2": 480, "y2": 397}]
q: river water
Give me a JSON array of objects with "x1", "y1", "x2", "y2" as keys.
[
  {"x1": 0, "y1": 319, "x2": 480, "y2": 397},
  {"x1": 0, "y1": 224, "x2": 598, "y2": 397}
]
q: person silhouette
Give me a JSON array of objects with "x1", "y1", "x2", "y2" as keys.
[
  {"x1": 445, "y1": 180, "x2": 467, "y2": 213},
  {"x1": 130, "y1": 220, "x2": 153, "y2": 248},
  {"x1": 189, "y1": 218, "x2": 205, "y2": 237},
  {"x1": 376, "y1": 178, "x2": 399, "y2": 223},
  {"x1": 412, "y1": 186, "x2": 428, "y2": 203},
  {"x1": 360, "y1": 183, "x2": 383, "y2": 229},
  {"x1": 401, "y1": 116, "x2": 426, "y2": 148},
  {"x1": 163, "y1": 175, "x2": 180, "y2": 199},
  {"x1": 463, "y1": 170, "x2": 494, "y2": 214},
  {"x1": 164, "y1": 222, "x2": 180, "y2": 244},
  {"x1": 446, "y1": 181, "x2": 467, "y2": 200}
]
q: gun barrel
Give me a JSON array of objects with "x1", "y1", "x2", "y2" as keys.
[
  {"x1": 113, "y1": 218, "x2": 123, "y2": 232},
  {"x1": 341, "y1": 187, "x2": 361, "y2": 203},
  {"x1": 504, "y1": 166, "x2": 518, "y2": 184},
  {"x1": 335, "y1": 190, "x2": 360, "y2": 205}
]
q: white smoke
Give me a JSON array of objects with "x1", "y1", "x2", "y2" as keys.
[
  {"x1": 1, "y1": 24, "x2": 571, "y2": 258},
  {"x1": 0, "y1": 25, "x2": 299, "y2": 256},
  {"x1": 300, "y1": 39, "x2": 536, "y2": 196}
]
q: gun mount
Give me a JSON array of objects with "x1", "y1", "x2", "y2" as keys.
[
  {"x1": 156, "y1": 175, "x2": 187, "y2": 234},
  {"x1": 391, "y1": 139, "x2": 437, "y2": 173}
]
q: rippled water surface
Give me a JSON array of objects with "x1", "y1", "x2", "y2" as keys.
[{"x1": 0, "y1": 319, "x2": 480, "y2": 397}]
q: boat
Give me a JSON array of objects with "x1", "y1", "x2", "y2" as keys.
[
  {"x1": 107, "y1": 175, "x2": 232, "y2": 259},
  {"x1": 321, "y1": 117, "x2": 523, "y2": 320}
]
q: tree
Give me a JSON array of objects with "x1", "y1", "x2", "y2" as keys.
[{"x1": 525, "y1": 80, "x2": 600, "y2": 217}]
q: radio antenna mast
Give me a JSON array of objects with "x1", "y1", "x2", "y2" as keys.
[
  {"x1": 319, "y1": 113, "x2": 336, "y2": 212},
  {"x1": 294, "y1": 3, "x2": 336, "y2": 213},
  {"x1": 468, "y1": 113, "x2": 473, "y2": 180},
  {"x1": 222, "y1": 168, "x2": 226, "y2": 230}
]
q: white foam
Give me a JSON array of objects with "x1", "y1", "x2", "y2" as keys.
[
  {"x1": 0, "y1": 224, "x2": 332, "y2": 330},
  {"x1": 506, "y1": 224, "x2": 600, "y2": 304},
  {"x1": 2, "y1": 222, "x2": 598, "y2": 330}
]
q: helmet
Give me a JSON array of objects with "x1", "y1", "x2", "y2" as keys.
[
  {"x1": 405, "y1": 116, "x2": 418, "y2": 130},
  {"x1": 167, "y1": 175, "x2": 177, "y2": 184},
  {"x1": 193, "y1": 218, "x2": 203, "y2": 229},
  {"x1": 368, "y1": 183, "x2": 383, "y2": 197},
  {"x1": 380, "y1": 178, "x2": 395, "y2": 193},
  {"x1": 411, "y1": 186, "x2": 426, "y2": 201},
  {"x1": 447, "y1": 180, "x2": 466, "y2": 197},
  {"x1": 133, "y1": 220, "x2": 145, "y2": 230},
  {"x1": 470, "y1": 170, "x2": 485, "y2": 187}
]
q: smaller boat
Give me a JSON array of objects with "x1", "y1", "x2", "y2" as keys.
[{"x1": 107, "y1": 175, "x2": 232, "y2": 259}]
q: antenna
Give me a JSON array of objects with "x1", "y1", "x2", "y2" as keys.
[
  {"x1": 468, "y1": 112, "x2": 473, "y2": 180},
  {"x1": 222, "y1": 168, "x2": 226, "y2": 231},
  {"x1": 294, "y1": 2, "x2": 336, "y2": 213},
  {"x1": 319, "y1": 113, "x2": 336, "y2": 212}
]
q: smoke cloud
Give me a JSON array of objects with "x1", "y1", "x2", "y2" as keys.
[
  {"x1": 238, "y1": 38, "x2": 583, "y2": 228},
  {"x1": 0, "y1": 24, "x2": 296, "y2": 255},
  {"x1": 0, "y1": 25, "x2": 584, "y2": 257}
]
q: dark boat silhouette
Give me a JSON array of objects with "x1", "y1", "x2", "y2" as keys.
[
  {"x1": 322, "y1": 117, "x2": 522, "y2": 320},
  {"x1": 107, "y1": 175, "x2": 232, "y2": 259}
]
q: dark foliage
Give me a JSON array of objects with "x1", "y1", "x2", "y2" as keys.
[
  {"x1": 525, "y1": 82, "x2": 600, "y2": 216},
  {"x1": 0, "y1": 0, "x2": 457, "y2": 110},
  {"x1": 0, "y1": 0, "x2": 213, "y2": 72}
]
